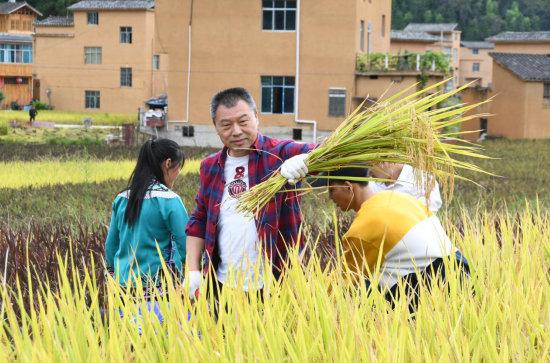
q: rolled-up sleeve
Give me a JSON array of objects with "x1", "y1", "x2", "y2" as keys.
[{"x1": 185, "y1": 161, "x2": 208, "y2": 238}]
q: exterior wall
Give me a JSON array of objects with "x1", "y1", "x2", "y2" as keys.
[
  {"x1": 0, "y1": 8, "x2": 37, "y2": 108},
  {"x1": 459, "y1": 47, "x2": 493, "y2": 88},
  {"x1": 33, "y1": 9, "x2": 156, "y2": 113},
  {"x1": 156, "y1": 0, "x2": 390, "y2": 135},
  {"x1": 459, "y1": 87, "x2": 493, "y2": 141},
  {"x1": 356, "y1": 0, "x2": 391, "y2": 54},
  {"x1": 0, "y1": 64, "x2": 33, "y2": 106},
  {"x1": 487, "y1": 62, "x2": 526, "y2": 139},
  {"x1": 0, "y1": 11, "x2": 35, "y2": 33},
  {"x1": 523, "y1": 81, "x2": 550, "y2": 139},
  {"x1": 492, "y1": 42, "x2": 550, "y2": 54},
  {"x1": 390, "y1": 40, "x2": 435, "y2": 54}
]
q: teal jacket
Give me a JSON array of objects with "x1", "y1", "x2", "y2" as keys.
[{"x1": 105, "y1": 183, "x2": 188, "y2": 286}]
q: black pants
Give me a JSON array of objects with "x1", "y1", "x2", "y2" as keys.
[
  {"x1": 207, "y1": 279, "x2": 264, "y2": 320},
  {"x1": 374, "y1": 252, "x2": 471, "y2": 313}
]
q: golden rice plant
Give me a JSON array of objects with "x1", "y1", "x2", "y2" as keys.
[
  {"x1": 238, "y1": 80, "x2": 491, "y2": 215},
  {"x1": 0, "y1": 159, "x2": 201, "y2": 189},
  {"x1": 0, "y1": 207, "x2": 548, "y2": 360}
]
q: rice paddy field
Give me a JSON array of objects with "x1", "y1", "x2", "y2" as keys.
[{"x1": 0, "y1": 140, "x2": 549, "y2": 360}]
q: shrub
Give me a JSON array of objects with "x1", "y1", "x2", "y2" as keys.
[
  {"x1": 31, "y1": 100, "x2": 53, "y2": 110},
  {"x1": 10, "y1": 101, "x2": 20, "y2": 110}
]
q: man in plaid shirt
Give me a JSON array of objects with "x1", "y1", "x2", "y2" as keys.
[{"x1": 185, "y1": 88, "x2": 314, "y2": 298}]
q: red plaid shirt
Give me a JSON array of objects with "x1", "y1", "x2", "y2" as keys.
[{"x1": 186, "y1": 134, "x2": 314, "y2": 278}]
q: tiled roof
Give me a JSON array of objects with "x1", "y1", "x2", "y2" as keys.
[
  {"x1": 489, "y1": 53, "x2": 550, "y2": 82},
  {"x1": 34, "y1": 16, "x2": 74, "y2": 27},
  {"x1": 486, "y1": 31, "x2": 550, "y2": 43},
  {"x1": 0, "y1": 1, "x2": 42, "y2": 16},
  {"x1": 68, "y1": 0, "x2": 154, "y2": 11},
  {"x1": 0, "y1": 32, "x2": 32, "y2": 43},
  {"x1": 461, "y1": 41, "x2": 494, "y2": 49},
  {"x1": 391, "y1": 30, "x2": 439, "y2": 42},
  {"x1": 404, "y1": 23, "x2": 459, "y2": 33}
]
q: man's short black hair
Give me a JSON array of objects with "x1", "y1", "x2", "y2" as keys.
[
  {"x1": 210, "y1": 87, "x2": 257, "y2": 120},
  {"x1": 328, "y1": 166, "x2": 370, "y2": 186}
]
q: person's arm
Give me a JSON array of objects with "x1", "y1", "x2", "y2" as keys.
[
  {"x1": 104, "y1": 200, "x2": 120, "y2": 275},
  {"x1": 184, "y1": 160, "x2": 209, "y2": 298}
]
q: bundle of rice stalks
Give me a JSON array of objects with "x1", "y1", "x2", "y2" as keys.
[{"x1": 238, "y1": 79, "x2": 491, "y2": 215}]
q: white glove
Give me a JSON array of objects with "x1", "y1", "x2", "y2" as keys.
[
  {"x1": 280, "y1": 154, "x2": 309, "y2": 185},
  {"x1": 186, "y1": 270, "x2": 202, "y2": 300}
]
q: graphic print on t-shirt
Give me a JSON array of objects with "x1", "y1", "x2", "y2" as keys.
[{"x1": 227, "y1": 166, "x2": 247, "y2": 198}]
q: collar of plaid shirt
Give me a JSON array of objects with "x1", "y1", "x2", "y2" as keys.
[{"x1": 186, "y1": 133, "x2": 314, "y2": 277}]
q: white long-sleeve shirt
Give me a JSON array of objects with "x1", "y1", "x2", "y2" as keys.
[{"x1": 369, "y1": 164, "x2": 442, "y2": 213}]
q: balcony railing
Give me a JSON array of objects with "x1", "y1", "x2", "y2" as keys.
[{"x1": 356, "y1": 51, "x2": 451, "y2": 74}]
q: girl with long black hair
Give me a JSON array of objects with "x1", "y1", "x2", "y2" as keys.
[{"x1": 105, "y1": 138, "x2": 188, "y2": 294}]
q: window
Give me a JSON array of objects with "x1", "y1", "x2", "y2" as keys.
[
  {"x1": 182, "y1": 125, "x2": 195, "y2": 137},
  {"x1": 381, "y1": 15, "x2": 386, "y2": 37},
  {"x1": 261, "y1": 76, "x2": 295, "y2": 114},
  {"x1": 120, "y1": 67, "x2": 132, "y2": 87},
  {"x1": 262, "y1": 0, "x2": 296, "y2": 31},
  {"x1": 292, "y1": 128, "x2": 302, "y2": 141},
  {"x1": 480, "y1": 118, "x2": 488, "y2": 136},
  {"x1": 472, "y1": 48, "x2": 479, "y2": 55},
  {"x1": 472, "y1": 63, "x2": 480, "y2": 72},
  {"x1": 4, "y1": 77, "x2": 29, "y2": 84},
  {"x1": 359, "y1": 20, "x2": 365, "y2": 52},
  {"x1": 87, "y1": 12, "x2": 98, "y2": 25},
  {"x1": 120, "y1": 27, "x2": 132, "y2": 44},
  {"x1": 544, "y1": 83, "x2": 550, "y2": 102},
  {"x1": 452, "y1": 48, "x2": 458, "y2": 63},
  {"x1": 84, "y1": 47, "x2": 101, "y2": 64},
  {"x1": 328, "y1": 88, "x2": 346, "y2": 117},
  {"x1": 85, "y1": 91, "x2": 100, "y2": 109},
  {"x1": 153, "y1": 55, "x2": 160, "y2": 70},
  {"x1": 0, "y1": 44, "x2": 32, "y2": 64}
]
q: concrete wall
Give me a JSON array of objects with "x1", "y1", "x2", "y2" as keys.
[
  {"x1": 523, "y1": 81, "x2": 550, "y2": 138},
  {"x1": 488, "y1": 62, "x2": 526, "y2": 139},
  {"x1": 459, "y1": 47, "x2": 493, "y2": 88},
  {"x1": 33, "y1": 9, "x2": 156, "y2": 113}
]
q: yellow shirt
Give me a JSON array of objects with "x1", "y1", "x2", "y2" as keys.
[{"x1": 343, "y1": 191, "x2": 453, "y2": 289}]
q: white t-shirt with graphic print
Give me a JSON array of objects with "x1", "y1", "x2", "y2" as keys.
[{"x1": 216, "y1": 154, "x2": 264, "y2": 291}]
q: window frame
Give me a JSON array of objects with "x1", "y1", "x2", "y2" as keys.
[
  {"x1": 153, "y1": 55, "x2": 160, "y2": 70},
  {"x1": 84, "y1": 47, "x2": 102, "y2": 64},
  {"x1": 120, "y1": 26, "x2": 133, "y2": 44},
  {"x1": 120, "y1": 67, "x2": 133, "y2": 87},
  {"x1": 0, "y1": 44, "x2": 32, "y2": 64},
  {"x1": 262, "y1": 0, "x2": 297, "y2": 32},
  {"x1": 328, "y1": 88, "x2": 346, "y2": 117},
  {"x1": 87, "y1": 12, "x2": 99, "y2": 25},
  {"x1": 85, "y1": 90, "x2": 100, "y2": 109},
  {"x1": 472, "y1": 62, "x2": 480, "y2": 72},
  {"x1": 260, "y1": 76, "x2": 295, "y2": 114},
  {"x1": 543, "y1": 83, "x2": 550, "y2": 102}
]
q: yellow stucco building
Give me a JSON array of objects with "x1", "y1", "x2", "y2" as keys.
[{"x1": 33, "y1": 0, "x2": 157, "y2": 114}]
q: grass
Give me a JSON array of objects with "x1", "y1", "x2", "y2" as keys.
[
  {"x1": 0, "y1": 158, "x2": 200, "y2": 189},
  {"x1": 0, "y1": 126, "x2": 120, "y2": 145},
  {"x1": 0, "y1": 141, "x2": 548, "y2": 359},
  {"x1": 0, "y1": 208, "x2": 548, "y2": 360},
  {"x1": 0, "y1": 110, "x2": 136, "y2": 127}
]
